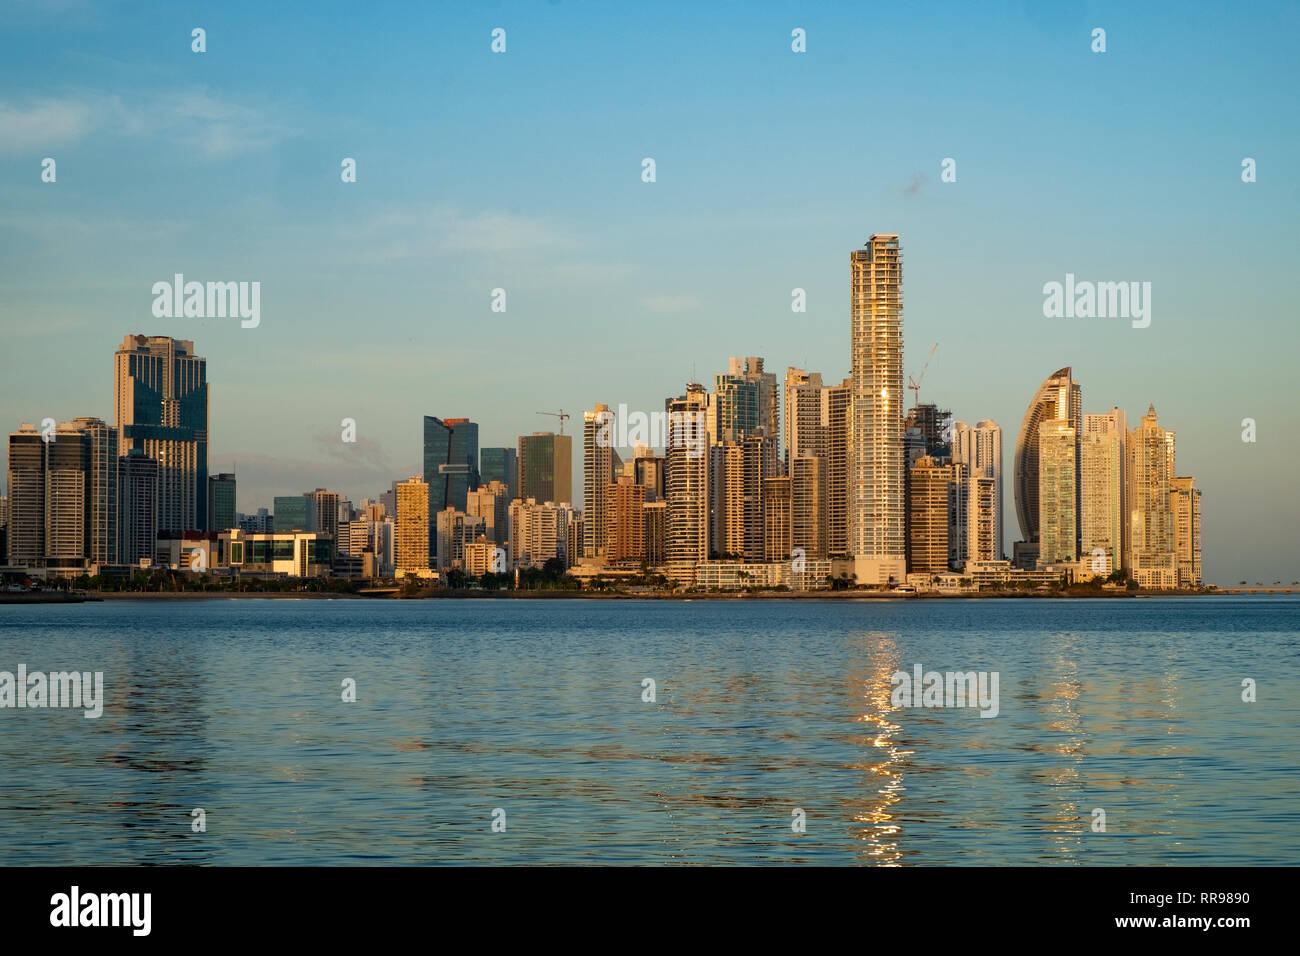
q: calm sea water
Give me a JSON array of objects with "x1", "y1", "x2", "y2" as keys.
[{"x1": 0, "y1": 596, "x2": 1296, "y2": 866}]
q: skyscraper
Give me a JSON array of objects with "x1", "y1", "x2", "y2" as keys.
[
  {"x1": 1037, "y1": 420, "x2": 1078, "y2": 567},
  {"x1": 518, "y1": 431, "x2": 572, "y2": 505},
  {"x1": 466, "y1": 480, "x2": 510, "y2": 547},
  {"x1": 1171, "y1": 476, "x2": 1202, "y2": 588},
  {"x1": 665, "y1": 384, "x2": 709, "y2": 581},
  {"x1": 824, "y1": 377, "x2": 852, "y2": 556},
  {"x1": 395, "y1": 476, "x2": 430, "y2": 577},
  {"x1": 952, "y1": 419, "x2": 1004, "y2": 563},
  {"x1": 583, "y1": 404, "x2": 622, "y2": 559},
  {"x1": 850, "y1": 234, "x2": 906, "y2": 585},
  {"x1": 207, "y1": 473, "x2": 237, "y2": 534},
  {"x1": 114, "y1": 335, "x2": 208, "y2": 533},
  {"x1": 1127, "y1": 405, "x2": 1177, "y2": 588},
  {"x1": 789, "y1": 454, "x2": 824, "y2": 559},
  {"x1": 479, "y1": 447, "x2": 518, "y2": 502},
  {"x1": 68, "y1": 416, "x2": 118, "y2": 566},
  {"x1": 1079, "y1": 411, "x2": 1126, "y2": 575},
  {"x1": 1013, "y1": 367, "x2": 1081, "y2": 567},
  {"x1": 907, "y1": 456, "x2": 953, "y2": 575},
  {"x1": 118, "y1": 449, "x2": 158, "y2": 565},
  {"x1": 424, "y1": 416, "x2": 479, "y2": 560}
]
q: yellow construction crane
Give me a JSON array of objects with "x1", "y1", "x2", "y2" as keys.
[
  {"x1": 908, "y1": 343, "x2": 939, "y2": 408},
  {"x1": 536, "y1": 409, "x2": 571, "y2": 435}
]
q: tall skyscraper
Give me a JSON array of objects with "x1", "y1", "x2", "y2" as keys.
[
  {"x1": 789, "y1": 454, "x2": 824, "y2": 559},
  {"x1": 118, "y1": 449, "x2": 159, "y2": 565},
  {"x1": 1037, "y1": 420, "x2": 1078, "y2": 567},
  {"x1": 424, "y1": 416, "x2": 479, "y2": 561},
  {"x1": 114, "y1": 335, "x2": 208, "y2": 533},
  {"x1": 1171, "y1": 476, "x2": 1202, "y2": 588},
  {"x1": 518, "y1": 432, "x2": 573, "y2": 506},
  {"x1": 1013, "y1": 367, "x2": 1081, "y2": 567},
  {"x1": 479, "y1": 447, "x2": 518, "y2": 502},
  {"x1": 395, "y1": 476, "x2": 430, "y2": 577},
  {"x1": 6, "y1": 425, "x2": 43, "y2": 566},
  {"x1": 606, "y1": 476, "x2": 646, "y2": 564},
  {"x1": 207, "y1": 473, "x2": 237, "y2": 534},
  {"x1": 1127, "y1": 405, "x2": 1178, "y2": 588},
  {"x1": 665, "y1": 384, "x2": 709, "y2": 581},
  {"x1": 306, "y1": 488, "x2": 340, "y2": 544},
  {"x1": 583, "y1": 404, "x2": 622, "y2": 559},
  {"x1": 69, "y1": 416, "x2": 118, "y2": 566},
  {"x1": 953, "y1": 419, "x2": 1004, "y2": 562},
  {"x1": 763, "y1": 476, "x2": 792, "y2": 562},
  {"x1": 720, "y1": 434, "x2": 774, "y2": 563},
  {"x1": 1079, "y1": 411, "x2": 1126, "y2": 575},
  {"x1": 907, "y1": 456, "x2": 954, "y2": 575},
  {"x1": 850, "y1": 234, "x2": 906, "y2": 585},
  {"x1": 824, "y1": 377, "x2": 852, "y2": 556}
]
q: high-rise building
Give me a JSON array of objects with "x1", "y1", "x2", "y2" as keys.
[
  {"x1": 606, "y1": 476, "x2": 646, "y2": 565},
  {"x1": 763, "y1": 476, "x2": 792, "y2": 562},
  {"x1": 518, "y1": 432, "x2": 572, "y2": 506},
  {"x1": 68, "y1": 417, "x2": 118, "y2": 566},
  {"x1": 118, "y1": 449, "x2": 159, "y2": 565},
  {"x1": 952, "y1": 419, "x2": 1004, "y2": 562},
  {"x1": 784, "y1": 368, "x2": 826, "y2": 468},
  {"x1": 114, "y1": 335, "x2": 208, "y2": 533},
  {"x1": 508, "y1": 497, "x2": 573, "y2": 568},
  {"x1": 207, "y1": 473, "x2": 237, "y2": 534},
  {"x1": 1127, "y1": 405, "x2": 1178, "y2": 588},
  {"x1": 905, "y1": 404, "x2": 953, "y2": 459},
  {"x1": 1171, "y1": 476, "x2": 1202, "y2": 589},
  {"x1": 306, "y1": 489, "x2": 340, "y2": 544},
  {"x1": 394, "y1": 476, "x2": 430, "y2": 577},
  {"x1": 5, "y1": 422, "x2": 101, "y2": 573},
  {"x1": 424, "y1": 417, "x2": 479, "y2": 560},
  {"x1": 466, "y1": 480, "x2": 510, "y2": 548},
  {"x1": 643, "y1": 500, "x2": 667, "y2": 567},
  {"x1": 583, "y1": 404, "x2": 623, "y2": 559},
  {"x1": 720, "y1": 434, "x2": 775, "y2": 563},
  {"x1": 633, "y1": 448, "x2": 665, "y2": 503},
  {"x1": 435, "y1": 508, "x2": 486, "y2": 573},
  {"x1": 665, "y1": 384, "x2": 709, "y2": 581},
  {"x1": 274, "y1": 495, "x2": 316, "y2": 532},
  {"x1": 1037, "y1": 420, "x2": 1078, "y2": 567},
  {"x1": 1014, "y1": 367, "x2": 1081, "y2": 564},
  {"x1": 479, "y1": 447, "x2": 518, "y2": 502},
  {"x1": 1079, "y1": 412, "x2": 1126, "y2": 575},
  {"x1": 789, "y1": 455, "x2": 824, "y2": 559},
  {"x1": 907, "y1": 456, "x2": 954, "y2": 575},
  {"x1": 6, "y1": 425, "x2": 44, "y2": 567},
  {"x1": 824, "y1": 377, "x2": 852, "y2": 556},
  {"x1": 850, "y1": 234, "x2": 906, "y2": 585}
]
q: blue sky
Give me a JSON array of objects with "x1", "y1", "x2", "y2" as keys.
[{"x1": 1, "y1": 0, "x2": 1297, "y2": 584}]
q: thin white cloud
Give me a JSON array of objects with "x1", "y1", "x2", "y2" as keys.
[
  {"x1": 0, "y1": 90, "x2": 291, "y2": 157},
  {"x1": 0, "y1": 99, "x2": 94, "y2": 152}
]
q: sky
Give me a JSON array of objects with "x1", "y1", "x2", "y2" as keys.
[{"x1": 1, "y1": 0, "x2": 1297, "y2": 585}]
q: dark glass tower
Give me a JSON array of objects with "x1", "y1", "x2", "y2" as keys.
[{"x1": 423, "y1": 416, "x2": 479, "y2": 560}]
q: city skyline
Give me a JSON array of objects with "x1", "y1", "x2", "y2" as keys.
[{"x1": 3, "y1": 3, "x2": 1296, "y2": 584}]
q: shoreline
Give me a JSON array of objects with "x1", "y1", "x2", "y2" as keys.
[{"x1": 55, "y1": 588, "x2": 1244, "y2": 602}]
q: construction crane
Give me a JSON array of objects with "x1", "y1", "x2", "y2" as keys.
[
  {"x1": 907, "y1": 343, "x2": 939, "y2": 408},
  {"x1": 536, "y1": 409, "x2": 571, "y2": 435}
]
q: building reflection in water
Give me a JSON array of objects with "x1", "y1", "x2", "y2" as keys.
[{"x1": 845, "y1": 632, "x2": 909, "y2": 865}]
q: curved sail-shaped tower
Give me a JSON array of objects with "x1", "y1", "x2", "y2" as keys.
[{"x1": 1013, "y1": 367, "x2": 1081, "y2": 543}]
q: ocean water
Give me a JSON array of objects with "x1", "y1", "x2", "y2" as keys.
[{"x1": 0, "y1": 596, "x2": 1296, "y2": 866}]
